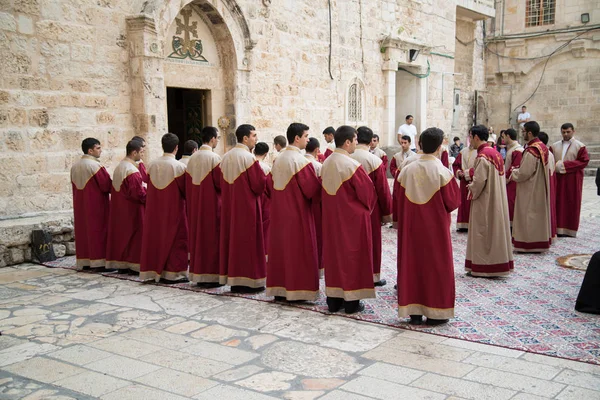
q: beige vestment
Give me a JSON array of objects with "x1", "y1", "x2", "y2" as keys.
[{"x1": 465, "y1": 147, "x2": 513, "y2": 277}]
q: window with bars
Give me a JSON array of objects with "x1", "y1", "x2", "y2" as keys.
[
  {"x1": 525, "y1": 0, "x2": 555, "y2": 27},
  {"x1": 347, "y1": 78, "x2": 365, "y2": 125}
]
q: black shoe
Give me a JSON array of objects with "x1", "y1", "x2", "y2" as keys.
[
  {"x1": 231, "y1": 285, "x2": 244, "y2": 293},
  {"x1": 82, "y1": 266, "x2": 91, "y2": 271},
  {"x1": 231, "y1": 286, "x2": 265, "y2": 293},
  {"x1": 409, "y1": 315, "x2": 423, "y2": 325},
  {"x1": 197, "y1": 282, "x2": 224, "y2": 288},
  {"x1": 246, "y1": 286, "x2": 265, "y2": 293},
  {"x1": 274, "y1": 296, "x2": 286, "y2": 302},
  {"x1": 374, "y1": 279, "x2": 387, "y2": 287},
  {"x1": 426, "y1": 318, "x2": 449, "y2": 326},
  {"x1": 160, "y1": 277, "x2": 188, "y2": 284},
  {"x1": 457, "y1": 228, "x2": 468, "y2": 233},
  {"x1": 344, "y1": 300, "x2": 365, "y2": 314},
  {"x1": 394, "y1": 284, "x2": 397, "y2": 290},
  {"x1": 118, "y1": 269, "x2": 129, "y2": 274},
  {"x1": 326, "y1": 297, "x2": 344, "y2": 312}
]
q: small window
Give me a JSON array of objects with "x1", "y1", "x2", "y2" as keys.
[
  {"x1": 525, "y1": 0, "x2": 555, "y2": 27},
  {"x1": 346, "y1": 78, "x2": 366, "y2": 125}
]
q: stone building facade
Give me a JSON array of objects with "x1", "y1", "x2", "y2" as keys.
[
  {"x1": 484, "y1": 0, "x2": 600, "y2": 144},
  {"x1": 0, "y1": 0, "x2": 493, "y2": 265}
]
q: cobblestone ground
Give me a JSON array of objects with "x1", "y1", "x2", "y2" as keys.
[{"x1": 0, "y1": 178, "x2": 599, "y2": 400}]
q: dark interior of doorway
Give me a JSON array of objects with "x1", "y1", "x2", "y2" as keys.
[{"x1": 166, "y1": 87, "x2": 209, "y2": 159}]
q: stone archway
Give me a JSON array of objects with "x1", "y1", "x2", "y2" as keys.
[{"x1": 126, "y1": 0, "x2": 255, "y2": 158}]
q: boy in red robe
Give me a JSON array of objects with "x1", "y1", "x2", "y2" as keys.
[
  {"x1": 106, "y1": 140, "x2": 146, "y2": 273},
  {"x1": 305, "y1": 138, "x2": 324, "y2": 274},
  {"x1": 322, "y1": 126, "x2": 377, "y2": 314},
  {"x1": 71, "y1": 138, "x2": 111, "y2": 270},
  {"x1": 352, "y1": 126, "x2": 392, "y2": 286},
  {"x1": 502, "y1": 128, "x2": 523, "y2": 226},
  {"x1": 452, "y1": 138, "x2": 478, "y2": 232},
  {"x1": 390, "y1": 135, "x2": 416, "y2": 228},
  {"x1": 266, "y1": 123, "x2": 321, "y2": 301},
  {"x1": 140, "y1": 133, "x2": 188, "y2": 283},
  {"x1": 220, "y1": 124, "x2": 267, "y2": 292},
  {"x1": 322, "y1": 126, "x2": 336, "y2": 160},
  {"x1": 186, "y1": 127, "x2": 222, "y2": 286},
  {"x1": 132, "y1": 136, "x2": 148, "y2": 183},
  {"x1": 397, "y1": 128, "x2": 460, "y2": 325},
  {"x1": 254, "y1": 142, "x2": 271, "y2": 259},
  {"x1": 550, "y1": 123, "x2": 590, "y2": 237},
  {"x1": 369, "y1": 134, "x2": 389, "y2": 171}
]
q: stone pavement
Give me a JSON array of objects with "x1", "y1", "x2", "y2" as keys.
[{"x1": 0, "y1": 177, "x2": 599, "y2": 400}]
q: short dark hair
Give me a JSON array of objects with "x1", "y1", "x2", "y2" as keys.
[
  {"x1": 323, "y1": 126, "x2": 335, "y2": 135},
  {"x1": 401, "y1": 135, "x2": 411, "y2": 143},
  {"x1": 406, "y1": 115, "x2": 413, "y2": 120},
  {"x1": 504, "y1": 128, "x2": 518, "y2": 141},
  {"x1": 522, "y1": 105, "x2": 527, "y2": 109},
  {"x1": 373, "y1": 134, "x2": 380, "y2": 140},
  {"x1": 200, "y1": 126, "x2": 218, "y2": 144},
  {"x1": 356, "y1": 126, "x2": 373, "y2": 145},
  {"x1": 286, "y1": 123, "x2": 309, "y2": 145},
  {"x1": 131, "y1": 135, "x2": 146, "y2": 144},
  {"x1": 236, "y1": 124, "x2": 256, "y2": 143},
  {"x1": 183, "y1": 140, "x2": 198, "y2": 155},
  {"x1": 274, "y1": 135, "x2": 287, "y2": 148},
  {"x1": 82, "y1": 137, "x2": 100, "y2": 154},
  {"x1": 161, "y1": 133, "x2": 179, "y2": 153},
  {"x1": 306, "y1": 137, "x2": 320, "y2": 153},
  {"x1": 420, "y1": 128, "x2": 444, "y2": 154},
  {"x1": 126, "y1": 139, "x2": 143, "y2": 156},
  {"x1": 523, "y1": 121, "x2": 540, "y2": 137},
  {"x1": 334, "y1": 125, "x2": 357, "y2": 148},
  {"x1": 538, "y1": 131, "x2": 549, "y2": 145},
  {"x1": 254, "y1": 142, "x2": 269, "y2": 156},
  {"x1": 453, "y1": 136, "x2": 460, "y2": 142},
  {"x1": 561, "y1": 122, "x2": 574, "y2": 131},
  {"x1": 470, "y1": 125, "x2": 489, "y2": 142}
]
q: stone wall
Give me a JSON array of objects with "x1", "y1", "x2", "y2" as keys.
[
  {"x1": 0, "y1": 212, "x2": 75, "y2": 267},
  {"x1": 0, "y1": 0, "x2": 486, "y2": 221},
  {"x1": 485, "y1": 0, "x2": 600, "y2": 144}
]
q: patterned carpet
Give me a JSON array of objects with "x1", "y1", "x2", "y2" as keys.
[{"x1": 46, "y1": 215, "x2": 600, "y2": 365}]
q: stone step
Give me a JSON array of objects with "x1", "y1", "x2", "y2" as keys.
[
  {"x1": 584, "y1": 167, "x2": 598, "y2": 177},
  {"x1": 588, "y1": 159, "x2": 600, "y2": 168}
]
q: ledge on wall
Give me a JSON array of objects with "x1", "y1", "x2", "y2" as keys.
[{"x1": 0, "y1": 211, "x2": 75, "y2": 267}]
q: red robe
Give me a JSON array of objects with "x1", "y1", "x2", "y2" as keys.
[
  {"x1": 186, "y1": 145, "x2": 222, "y2": 283},
  {"x1": 322, "y1": 149, "x2": 377, "y2": 301},
  {"x1": 371, "y1": 147, "x2": 389, "y2": 172},
  {"x1": 220, "y1": 144, "x2": 267, "y2": 288},
  {"x1": 106, "y1": 158, "x2": 146, "y2": 271},
  {"x1": 504, "y1": 142, "x2": 523, "y2": 225},
  {"x1": 138, "y1": 161, "x2": 149, "y2": 183},
  {"x1": 550, "y1": 139, "x2": 590, "y2": 237},
  {"x1": 258, "y1": 161, "x2": 271, "y2": 257},
  {"x1": 452, "y1": 147, "x2": 477, "y2": 230},
  {"x1": 266, "y1": 146, "x2": 321, "y2": 300},
  {"x1": 306, "y1": 154, "x2": 324, "y2": 274},
  {"x1": 548, "y1": 152, "x2": 557, "y2": 240},
  {"x1": 352, "y1": 145, "x2": 392, "y2": 283},
  {"x1": 441, "y1": 149, "x2": 449, "y2": 168},
  {"x1": 317, "y1": 154, "x2": 325, "y2": 163},
  {"x1": 397, "y1": 155, "x2": 460, "y2": 319},
  {"x1": 323, "y1": 142, "x2": 335, "y2": 160},
  {"x1": 140, "y1": 154, "x2": 188, "y2": 282},
  {"x1": 390, "y1": 150, "x2": 416, "y2": 225},
  {"x1": 71, "y1": 155, "x2": 111, "y2": 269}
]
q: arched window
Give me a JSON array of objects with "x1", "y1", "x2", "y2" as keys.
[{"x1": 346, "y1": 78, "x2": 366, "y2": 126}]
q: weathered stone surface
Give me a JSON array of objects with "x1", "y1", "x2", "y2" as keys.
[
  {"x1": 52, "y1": 244, "x2": 66, "y2": 258},
  {"x1": 66, "y1": 242, "x2": 76, "y2": 255},
  {"x1": 261, "y1": 341, "x2": 363, "y2": 378},
  {"x1": 0, "y1": 12, "x2": 17, "y2": 32}
]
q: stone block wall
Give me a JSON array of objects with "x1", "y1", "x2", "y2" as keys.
[{"x1": 0, "y1": 212, "x2": 75, "y2": 267}]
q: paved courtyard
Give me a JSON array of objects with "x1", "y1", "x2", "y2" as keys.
[{"x1": 0, "y1": 177, "x2": 599, "y2": 400}]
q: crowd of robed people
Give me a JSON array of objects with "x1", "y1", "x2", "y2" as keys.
[{"x1": 70, "y1": 119, "x2": 591, "y2": 324}]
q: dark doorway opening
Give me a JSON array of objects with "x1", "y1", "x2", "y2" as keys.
[{"x1": 166, "y1": 87, "x2": 209, "y2": 159}]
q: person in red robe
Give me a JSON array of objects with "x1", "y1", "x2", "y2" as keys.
[
  {"x1": 140, "y1": 133, "x2": 188, "y2": 283},
  {"x1": 254, "y1": 142, "x2": 271, "y2": 259},
  {"x1": 369, "y1": 134, "x2": 389, "y2": 171},
  {"x1": 322, "y1": 126, "x2": 377, "y2": 314},
  {"x1": 502, "y1": 129, "x2": 523, "y2": 226},
  {"x1": 322, "y1": 126, "x2": 336, "y2": 160},
  {"x1": 266, "y1": 123, "x2": 321, "y2": 301},
  {"x1": 452, "y1": 139, "x2": 477, "y2": 231},
  {"x1": 180, "y1": 140, "x2": 198, "y2": 166},
  {"x1": 220, "y1": 124, "x2": 268, "y2": 292},
  {"x1": 352, "y1": 126, "x2": 392, "y2": 286},
  {"x1": 397, "y1": 128, "x2": 460, "y2": 325},
  {"x1": 550, "y1": 123, "x2": 590, "y2": 237},
  {"x1": 106, "y1": 140, "x2": 146, "y2": 273},
  {"x1": 539, "y1": 132, "x2": 557, "y2": 240},
  {"x1": 132, "y1": 135, "x2": 148, "y2": 183},
  {"x1": 186, "y1": 126, "x2": 222, "y2": 286},
  {"x1": 305, "y1": 137, "x2": 324, "y2": 275},
  {"x1": 71, "y1": 138, "x2": 111, "y2": 270},
  {"x1": 390, "y1": 135, "x2": 416, "y2": 228}
]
